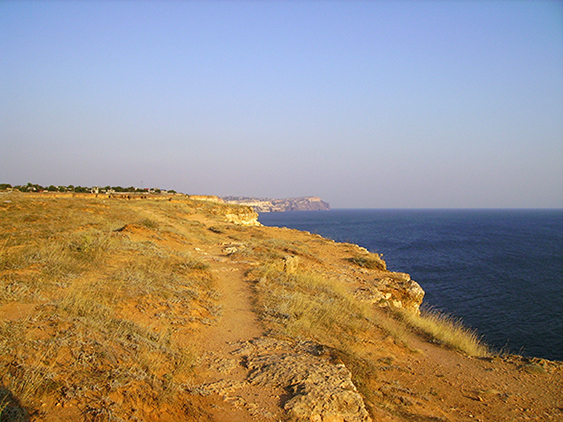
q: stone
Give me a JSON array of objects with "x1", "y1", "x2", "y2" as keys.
[
  {"x1": 244, "y1": 339, "x2": 372, "y2": 422},
  {"x1": 283, "y1": 255, "x2": 299, "y2": 274}
]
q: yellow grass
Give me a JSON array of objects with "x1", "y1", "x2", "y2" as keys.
[
  {"x1": 0, "y1": 193, "x2": 219, "y2": 418},
  {"x1": 397, "y1": 307, "x2": 490, "y2": 357},
  {"x1": 250, "y1": 264, "x2": 373, "y2": 349}
]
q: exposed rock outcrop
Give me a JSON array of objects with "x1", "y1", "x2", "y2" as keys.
[
  {"x1": 188, "y1": 195, "x2": 224, "y2": 203},
  {"x1": 283, "y1": 255, "x2": 299, "y2": 274},
  {"x1": 355, "y1": 272, "x2": 425, "y2": 314},
  {"x1": 345, "y1": 249, "x2": 424, "y2": 314},
  {"x1": 223, "y1": 196, "x2": 330, "y2": 212},
  {"x1": 224, "y1": 207, "x2": 261, "y2": 226},
  {"x1": 244, "y1": 339, "x2": 371, "y2": 422},
  {"x1": 191, "y1": 337, "x2": 371, "y2": 422}
]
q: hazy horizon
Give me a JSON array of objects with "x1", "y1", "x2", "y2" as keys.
[{"x1": 2, "y1": 1, "x2": 562, "y2": 208}]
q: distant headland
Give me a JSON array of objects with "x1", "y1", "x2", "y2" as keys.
[{"x1": 222, "y1": 196, "x2": 330, "y2": 212}]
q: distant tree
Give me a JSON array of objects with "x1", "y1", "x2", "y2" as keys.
[
  {"x1": 168, "y1": 190, "x2": 176, "y2": 194},
  {"x1": 0, "y1": 183, "x2": 12, "y2": 190},
  {"x1": 67, "y1": 185, "x2": 75, "y2": 192},
  {"x1": 48, "y1": 185, "x2": 57, "y2": 192}
]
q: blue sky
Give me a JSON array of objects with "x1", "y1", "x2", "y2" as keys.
[{"x1": 1, "y1": 1, "x2": 562, "y2": 208}]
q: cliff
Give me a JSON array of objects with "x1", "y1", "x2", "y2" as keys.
[
  {"x1": 223, "y1": 195, "x2": 330, "y2": 212},
  {"x1": 0, "y1": 192, "x2": 561, "y2": 422}
]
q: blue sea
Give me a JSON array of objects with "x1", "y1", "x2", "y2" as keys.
[{"x1": 258, "y1": 209, "x2": 563, "y2": 361}]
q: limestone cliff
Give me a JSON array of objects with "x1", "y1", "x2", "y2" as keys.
[
  {"x1": 223, "y1": 196, "x2": 330, "y2": 212},
  {"x1": 224, "y1": 206, "x2": 261, "y2": 226}
]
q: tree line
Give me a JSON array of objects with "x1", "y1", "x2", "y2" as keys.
[{"x1": 0, "y1": 183, "x2": 176, "y2": 194}]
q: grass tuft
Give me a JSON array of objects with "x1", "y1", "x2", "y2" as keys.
[
  {"x1": 139, "y1": 218, "x2": 159, "y2": 229},
  {"x1": 347, "y1": 255, "x2": 386, "y2": 271},
  {"x1": 397, "y1": 306, "x2": 490, "y2": 357}
]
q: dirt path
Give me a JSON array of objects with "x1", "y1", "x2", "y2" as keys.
[
  {"x1": 203, "y1": 263, "x2": 262, "y2": 349},
  {"x1": 135, "y1": 208, "x2": 283, "y2": 419},
  {"x1": 188, "y1": 251, "x2": 285, "y2": 422}
]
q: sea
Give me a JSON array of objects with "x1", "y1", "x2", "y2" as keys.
[{"x1": 258, "y1": 209, "x2": 563, "y2": 362}]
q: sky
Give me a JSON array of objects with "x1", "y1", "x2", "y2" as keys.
[{"x1": 1, "y1": 1, "x2": 562, "y2": 208}]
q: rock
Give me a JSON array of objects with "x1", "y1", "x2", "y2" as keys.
[
  {"x1": 224, "y1": 206, "x2": 261, "y2": 226},
  {"x1": 521, "y1": 363, "x2": 546, "y2": 374},
  {"x1": 188, "y1": 337, "x2": 371, "y2": 421},
  {"x1": 244, "y1": 338, "x2": 372, "y2": 422},
  {"x1": 223, "y1": 242, "x2": 247, "y2": 255},
  {"x1": 356, "y1": 272, "x2": 425, "y2": 314},
  {"x1": 224, "y1": 246, "x2": 239, "y2": 255},
  {"x1": 283, "y1": 255, "x2": 299, "y2": 274}
]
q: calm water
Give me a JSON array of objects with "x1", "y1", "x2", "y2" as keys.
[{"x1": 258, "y1": 209, "x2": 563, "y2": 361}]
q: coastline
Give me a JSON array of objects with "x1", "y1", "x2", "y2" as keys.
[{"x1": 0, "y1": 193, "x2": 561, "y2": 421}]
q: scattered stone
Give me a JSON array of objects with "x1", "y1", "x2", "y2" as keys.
[
  {"x1": 221, "y1": 242, "x2": 247, "y2": 255},
  {"x1": 224, "y1": 246, "x2": 239, "y2": 255},
  {"x1": 283, "y1": 255, "x2": 299, "y2": 274}
]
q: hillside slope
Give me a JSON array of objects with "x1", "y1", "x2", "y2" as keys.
[{"x1": 0, "y1": 192, "x2": 561, "y2": 421}]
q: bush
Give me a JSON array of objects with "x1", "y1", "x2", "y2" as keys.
[{"x1": 347, "y1": 255, "x2": 386, "y2": 271}]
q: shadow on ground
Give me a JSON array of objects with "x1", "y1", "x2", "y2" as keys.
[{"x1": 0, "y1": 386, "x2": 29, "y2": 422}]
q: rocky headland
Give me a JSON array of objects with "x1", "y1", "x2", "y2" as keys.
[
  {"x1": 222, "y1": 196, "x2": 330, "y2": 212},
  {"x1": 0, "y1": 191, "x2": 561, "y2": 421}
]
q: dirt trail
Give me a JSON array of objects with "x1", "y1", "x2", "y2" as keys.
[
  {"x1": 187, "y1": 250, "x2": 285, "y2": 422},
  {"x1": 203, "y1": 262, "x2": 262, "y2": 349},
  {"x1": 136, "y1": 208, "x2": 283, "y2": 419}
]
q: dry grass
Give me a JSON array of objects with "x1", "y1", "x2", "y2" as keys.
[
  {"x1": 396, "y1": 307, "x2": 490, "y2": 357},
  {"x1": 0, "y1": 193, "x2": 221, "y2": 419},
  {"x1": 249, "y1": 251, "x2": 489, "y2": 360},
  {"x1": 347, "y1": 254, "x2": 387, "y2": 271},
  {"x1": 249, "y1": 263, "x2": 373, "y2": 350},
  {"x1": 1, "y1": 192, "x2": 497, "y2": 420}
]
